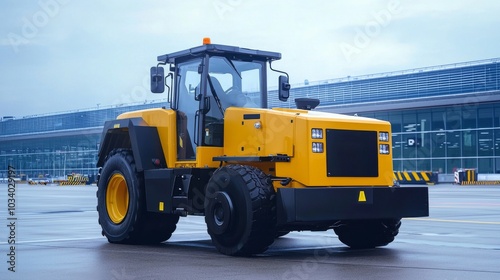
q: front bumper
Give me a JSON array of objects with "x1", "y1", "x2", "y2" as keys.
[{"x1": 276, "y1": 186, "x2": 429, "y2": 227}]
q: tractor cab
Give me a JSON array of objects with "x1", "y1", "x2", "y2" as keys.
[{"x1": 150, "y1": 38, "x2": 290, "y2": 160}]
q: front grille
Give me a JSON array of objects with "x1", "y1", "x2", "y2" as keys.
[{"x1": 326, "y1": 129, "x2": 378, "y2": 177}]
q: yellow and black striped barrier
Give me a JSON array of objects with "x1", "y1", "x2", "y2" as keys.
[
  {"x1": 454, "y1": 169, "x2": 477, "y2": 184},
  {"x1": 454, "y1": 169, "x2": 500, "y2": 185},
  {"x1": 59, "y1": 175, "x2": 89, "y2": 186},
  {"x1": 394, "y1": 171, "x2": 438, "y2": 185}
]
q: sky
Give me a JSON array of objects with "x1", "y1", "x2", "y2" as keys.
[{"x1": 1, "y1": 0, "x2": 500, "y2": 118}]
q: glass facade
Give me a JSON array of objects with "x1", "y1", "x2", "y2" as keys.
[
  {"x1": 268, "y1": 58, "x2": 500, "y2": 108},
  {"x1": 0, "y1": 100, "x2": 168, "y2": 135},
  {"x1": 2, "y1": 58, "x2": 500, "y2": 180},
  {"x1": 0, "y1": 101, "x2": 167, "y2": 180},
  {"x1": 0, "y1": 134, "x2": 99, "y2": 179},
  {"x1": 359, "y1": 102, "x2": 500, "y2": 174}
]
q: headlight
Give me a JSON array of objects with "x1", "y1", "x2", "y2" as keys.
[
  {"x1": 379, "y1": 144, "x2": 390, "y2": 154},
  {"x1": 312, "y1": 142, "x2": 324, "y2": 153},
  {"x1": 379, "y1": 131, "x2": 389, "y2": 142},
  {"x1": 311, "y1": 128, "x2": 323, "y2": 139}
]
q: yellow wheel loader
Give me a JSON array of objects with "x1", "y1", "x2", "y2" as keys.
[{"x1": 96, "y1": 38, "x2": 428, "y2": 256}]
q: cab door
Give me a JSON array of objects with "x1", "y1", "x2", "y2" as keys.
[{"x1": 174, "y1": 58, "x2": 202, "y2": 161}]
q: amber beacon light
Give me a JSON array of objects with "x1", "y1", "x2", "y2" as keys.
[{"x1": 203, "y1": 37, "x2": 211, "y2": 45}]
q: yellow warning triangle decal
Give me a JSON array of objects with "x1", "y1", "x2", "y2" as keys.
[{"x1": 358, "y1": 191, "x2": 367, "y2": 202}]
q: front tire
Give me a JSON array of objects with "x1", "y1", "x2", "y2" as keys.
[
  {"x1": 204, "y1": 165, "x2": 276, "y2": 256},
  {"x1": 334, "y1": 219, "x2": 401, "y2": 249},
  {"x1": 97, "y1": 149, "x2": 179, "y2": 244}
]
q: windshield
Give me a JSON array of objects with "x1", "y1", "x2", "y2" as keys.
[
  {"x1": 207, "y1": 57, "x2": 263, "y2": 110},
  {"x1": 173, "y1": 56, "x2": 265, "y2": 151}
]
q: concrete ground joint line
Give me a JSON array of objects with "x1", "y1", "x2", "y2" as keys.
[{"x1": 406, "y1": 217, "x2": 500, "y2": 225}]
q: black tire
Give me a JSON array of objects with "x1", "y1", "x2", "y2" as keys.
[
  {"x1": 97, "y1": 149, "x2": 179, "y2": 244},
  {"x1": 204, "y1": 165, "x2": 276, "y2": 256},
  {"x1": 334, "y1": 219, "x2": 401, "y2": 249}
]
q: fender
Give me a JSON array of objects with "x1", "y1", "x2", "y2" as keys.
[{"x1": 97, "y1": 117, "x2": 166, "y2": 171}]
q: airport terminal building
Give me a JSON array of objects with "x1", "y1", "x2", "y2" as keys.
[{"x1": 1, "y1": 58, "x2": 499, "y2": 181}]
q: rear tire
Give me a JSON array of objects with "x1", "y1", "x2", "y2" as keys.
[
  {"x1": 97, "y1": 149, "x2": 179, "y2": 244},
  {"x1": 334, "y1": 219, "x2": 401, "y2": 249},
  {"x1": 205, "y1": 165, "x2": 276, "y2": 256}
]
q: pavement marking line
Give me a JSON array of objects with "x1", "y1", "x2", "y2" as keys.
[
  {"x1": 431, "y1": 205, "x2": 500, "y2": 209},
  {"x1": 0, "y1": 236, "x2": 103, "y2": 245},
  {"x1": 432, "y1": 202, "x2": 500, "y2": 206},
  {"x1": 407, "y1": 217, "x2": 500, "y2": 225}
]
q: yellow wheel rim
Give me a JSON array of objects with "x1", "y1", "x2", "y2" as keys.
[{"x1": 106, "y1": 173, "x2": 129, "y2": 224}]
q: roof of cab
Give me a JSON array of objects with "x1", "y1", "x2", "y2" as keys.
[{"x1": 157, "y1": 43, "x2": 282, "y2": 63}]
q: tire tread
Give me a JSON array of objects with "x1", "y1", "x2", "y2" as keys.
[{"x1": 97, "y1": 148, "x2": 179, "y2": 244}]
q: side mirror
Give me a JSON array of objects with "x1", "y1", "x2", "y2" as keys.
[
  {"x1": 150, "y1": 66, "x2": 165, "y2": 93},
  {"x1": 278, "y1": 75, "x2": 290, "y2": 101}
]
